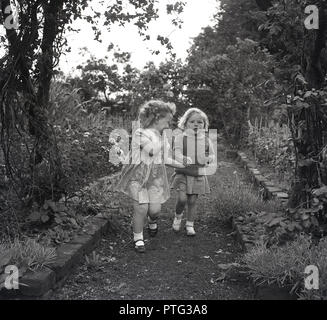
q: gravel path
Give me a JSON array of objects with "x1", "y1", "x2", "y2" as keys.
[{"x1": 51, "y1": 154, "x2": 253, "y2": 300}]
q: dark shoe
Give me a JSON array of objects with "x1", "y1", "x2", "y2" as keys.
[
  {"x1": 147, "y1": 225, "x2": 158, "y2": 237},
  {"x1": 147, "y1": 217, "x2": 158, "y2": 237},
  {"x1": 134, "y1": 239, "x2": 145, "y2": 253}
]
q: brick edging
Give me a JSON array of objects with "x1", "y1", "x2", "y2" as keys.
[
  {"x1": 226, "y1": 149, "x2": 297, "y2": 300},
  {"x1": 226, "y1": 150, "x2": 289, "y2": 204},
  {"x1": 0, "y1": 211, "x2": 118, "y2": 299}
]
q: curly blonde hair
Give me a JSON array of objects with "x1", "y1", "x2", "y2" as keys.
[
  {"x1": 138, "y1": 100, "x2": 176, "y2": 129},
  {"x1": 178, "y1": 108, "x2": 209, "y2": 131}
]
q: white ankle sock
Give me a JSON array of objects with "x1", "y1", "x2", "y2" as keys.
[
  {"x1": 186, "y1": 221, "x2": 194, "y2": 228},
  {"x1": 133, "y1": 232, "x2": 143, "y2": 242},
  {"x1": 185, "y1": 221, "x2": 195, "y2": 235}
]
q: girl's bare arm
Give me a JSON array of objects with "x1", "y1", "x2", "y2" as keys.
[{"x1": 165, "y1": 157, "x2": 185, "y2": 168}]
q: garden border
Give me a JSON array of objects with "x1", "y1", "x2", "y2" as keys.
[
  {"x1": 226, "y1": 149, "x2": 297, "y2": 300},
  {"x1": 226, "y1": 150, "x2": 289, "y2": 203},
  {"x1": 0, "y1": 210, "x2": 118, "y2": 300},
  {"x1": 227, "y1": 149, "x2": 288, "y2": 253}
]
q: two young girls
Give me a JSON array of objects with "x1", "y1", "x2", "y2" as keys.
[{"x1": 115, "y1": 101, "x2": 215, "y2": 252}]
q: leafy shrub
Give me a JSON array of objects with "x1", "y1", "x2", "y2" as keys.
[
  {"x1": 23, "y1": 199, "x2": 90, "y2": 246},
  {"x1": 247, "y1": 118, "x2": 295, "y2": 184},
  {"x1": 186, "y1": 38, "x2": 281, "y2": 146},
  {"x1": 48, "y1": 81, "x2": 126, "y2": 196},
  {"x1": 262, "y1": 183, "x2": 327, "y2": 245}
]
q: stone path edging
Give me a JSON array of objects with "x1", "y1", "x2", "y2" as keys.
[
  {"x1": 226, "y1": 149, "x2": 297, "y2": 300},
  {"x1": 236, "y1": 151, "x2": 289, "y2": 203},
  {"x1": 0, "y1": 211, "x2": 118, "y2": 299},
  {"x1": 227, "y1": 149, "x2": 290, "y2": 252}
]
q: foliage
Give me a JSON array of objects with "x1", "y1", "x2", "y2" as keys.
[
  {"x1": 130, "y1": 59, "x2": 189, "y2": 115},
  {"x1": 238, "y1": 193, "x2": 327, "y2": 247},
  {"x1": 82, "y1": 177, "x2": 122, "y2": 210},
  {"x1": 257, "y1": 0, "x2": 327, "y2": 88},
  {"x1": 49, "y1": 80, "x2": 125, "y2": 197},
  {"x1": 0, "y1": 0, "x2": 185, "y2": 206},
  {"x1": 189, "y1": 0, "x2": 327, "y2": 219},
  {"x1": 0, "y1": 237, "x2": 56, "y2": 287},
  {"x1": 285, "y1": 88, "x2": 327, "y2": 216},
  {"x1": 240, "y1": 210, "x2": 305, "y2": 247},
  {"x1": 257, "y1": 0, "x2": 305, "y2": 77},
  {"x1": 243, "y1": 234, "x2": 327, "y2": 299},
  {"x1": 0, "y1": 79, "x2": 125, "y2": 247},
  {"x1": 243, "y1": 235, "x2": 310, "y2": 289},
  {"x1": 73, "y1": 44, "x2": 133, "y2": 106},
  {"x1": 247, "y1": 118, "x2": 295, "y2": 184},
  {"x1": 186, "y1": 37, "x2": 281, "y2": 145},
  {"x1": 69, "y1": 51, "x2": 189, "y2": 120},
  {"x1": 214, "y1": 171, "x2": 281, "y2": 220}
]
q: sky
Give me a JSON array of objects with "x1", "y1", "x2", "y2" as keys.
[{"x1": 58, "y1": 0, "x2": 220, "y2": 75}]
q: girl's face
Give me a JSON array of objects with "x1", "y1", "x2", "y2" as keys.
[
  {"x1": 153, "y1": 113, "x2": 173, "y2": 133},
  {"x1": 185, "y1": 113, "x2": 205, "y2": 131}
]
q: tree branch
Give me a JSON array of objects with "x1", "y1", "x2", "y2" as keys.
[{"x1": 36, "y1": 0, "x2": 64, "y2": 107}]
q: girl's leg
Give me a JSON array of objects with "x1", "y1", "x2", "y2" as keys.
[
  {"x1": 148, "y1": 203, "x2": 161, "y2": 220},
  {"x1": 132, "y1": 201, "x2": 148, "y2": 252},
  {"x1": 176, "y1": 190, "x2": 187, "y2": 215},
  {"x1": 186, "y1": 194, "x2": 198, "y2": 236},
  {"x1": 147, "y1": 202, "x2": 161, "y2": 236},
  {"x1": 172, "y1": 190, "x2": 187, "y2": 231}
]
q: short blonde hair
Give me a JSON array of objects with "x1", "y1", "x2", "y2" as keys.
[
  {"x1": 138, "y1": 100, "x2": 176, "y2": 129},
  {"x1": 178, "y1": 108, "x2": 209, "y2": 131}
]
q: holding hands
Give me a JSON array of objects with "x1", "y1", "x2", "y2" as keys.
[{"x1": 182, "y1": 156, "x2": 193, "y2": 166}]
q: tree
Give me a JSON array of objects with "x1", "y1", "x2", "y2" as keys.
[
  {"x1": 0, "y1": 0, "x2": 185, "y2": 202},
  {"x1": 186, "y1": 36, "x2": 280, "y2": 144},
  {"x1": 74, "y1": 45, "x2": 132, "y2": 104},
  {"x1": 250, "y1": 0, "x2": 327, "y2": 234}
]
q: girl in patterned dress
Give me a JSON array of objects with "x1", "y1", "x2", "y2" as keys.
[{"x1": 115, "y1": 100, "x2": 185, "y2": 253}]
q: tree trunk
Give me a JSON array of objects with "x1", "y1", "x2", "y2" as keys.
[
  {"x1": 37, "y1": 0, "x2": 64, "y2": 108},
  {"x1": 288, "y1": 1, "x2": 327, "y2": 208},
  {"x1": 0, "y1": 0, "x2": 64, "y2": 200},
  {"x1": 304, "y1": 2, "x2": 327, "y2": 89}
]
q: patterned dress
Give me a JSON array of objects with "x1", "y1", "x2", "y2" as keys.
[{"x1": 115, "y1": 127, "x2": 171, "y2": 204}]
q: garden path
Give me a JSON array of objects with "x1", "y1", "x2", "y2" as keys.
[{"x1": 51, "y1": 153, "x2": 253, "y2": 300}]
